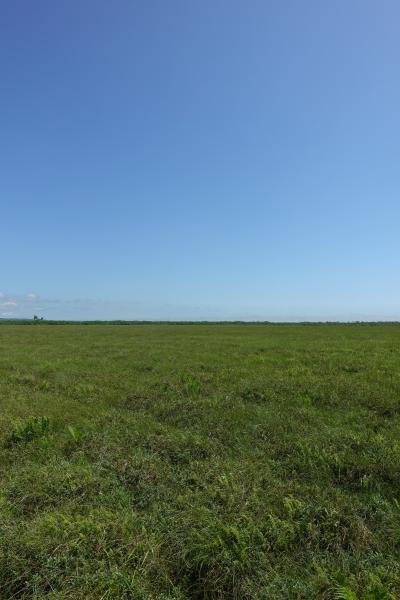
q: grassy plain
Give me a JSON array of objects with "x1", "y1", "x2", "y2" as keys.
[{"x1": 0, "y1": 323, "x2": 399, "y2": 599}]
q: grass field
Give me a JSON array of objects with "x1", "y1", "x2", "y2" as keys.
[{"x1": 0, "y1": 323, "x2": 399, "y2": 599}]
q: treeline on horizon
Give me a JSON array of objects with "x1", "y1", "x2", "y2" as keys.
[{"x1": 0, "y1": 319, "x2": 399, "y2": 326}]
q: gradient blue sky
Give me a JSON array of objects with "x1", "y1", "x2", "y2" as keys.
[{"x1": 1, "y1": 1, "x2": 399, "y2": 320}]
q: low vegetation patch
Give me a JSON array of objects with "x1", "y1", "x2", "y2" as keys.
[{"x1": 7, "y1": 415, "x2": 50, "y2": 445}]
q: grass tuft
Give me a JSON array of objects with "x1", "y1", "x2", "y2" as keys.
[{"x1": 7, "y1": 416, "x2": 50, "y2": 445}]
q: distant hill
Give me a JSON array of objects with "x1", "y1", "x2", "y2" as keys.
[{"x1": 0, "y1": 317, "x2": 31, "y2": 321}]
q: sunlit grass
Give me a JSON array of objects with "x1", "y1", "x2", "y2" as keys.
[{"x1": 0, "y1": 323, "x2": 399, "y2": 598}]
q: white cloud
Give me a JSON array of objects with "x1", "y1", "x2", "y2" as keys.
[
  {"x1": 1, "y1": 301, "x2": 17, "y2": 307},
  {"x1": 1, "y1": 312, "x2": 15, "y2": 317},
  {"x1": 0, "y1": 292, "x2": 4, "y2": 298},
  {"x1": 26, "y1": 293, "x2": 37, "y2": 300}
]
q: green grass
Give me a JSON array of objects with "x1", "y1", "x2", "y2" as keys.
[{"x1": 0, "y1": 323, "x2": 399, "y2": 599}]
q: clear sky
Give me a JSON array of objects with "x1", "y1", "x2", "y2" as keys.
[{"x1": 1, "y1": 1, "x2": 399, "y2": 321}]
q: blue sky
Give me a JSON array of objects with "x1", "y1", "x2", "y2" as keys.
[{"x1": 1, "y1": 1, "x2": 399, "y2": 320}]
